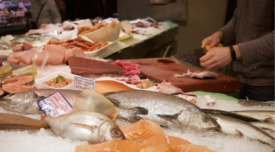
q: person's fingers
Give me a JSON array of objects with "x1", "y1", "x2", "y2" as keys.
[
  {"x1": 206, "y1": 63, "x2": 219, "y2": 69},
  {"x1": 200, "y1": 52, "x2": 214, "y2": 63},
  {"x1": 209, "y1": 39, "x2": 219, "y2": 49},
  {"x1": 201, "y1": 39, "x2": 210, "y2": 48},
  {"x1": 201, "y1": 56, "x2": 216, "y2": 68}
]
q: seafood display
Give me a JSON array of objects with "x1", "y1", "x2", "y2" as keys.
[
  {"x1": 0, "y1": 113, "x2": 50, "y2": 130},
  {"x1": 0, "y1": 89, "x2": 81, "y2": 114},
  {"x1": 12, "y1": 43, "x2": 33, "y2": 52},
  {"x1": 156, "y1": 80, "x2": 183, "y2": 94},
  {"x1": 112, "y1": 60, "x2": 141, "y2": 76},
  {"x1": 72, "y1": 88, "x2": 117, "y2": 121},
  {"x1": 2, "y1": 85, "x2": 37, "y2": 94},
  {"x1": 11, "y1": 65, "x2": 37, "y2": 77},
  {"x1": 7, "y1": 48, "x2": 36, "y2": 65},
  {"x1": 232, "y1": 111, "x2": 275, "y2": 122},
  {"x1": 174, "y1": 69, "x2": 218, "y2": 79},
  {"x1": 0, "y1": 18, "x2": 273, "y2": 152},
  {"x1": 0, "y1": 64, "x2": 12, "y2": 79},
  {"x1": 94, "y1": 80, "x2": 135, "y2": 94},
  {"x1": 250, "y1": 122, "x2": 275, "y2": 131},
  {"x1": 105, "y1": 90, "x2": 221, "y2": 133},
  {"x1": 42, "y1": 75, "x2": 73, "y2": 88},
  {"x1": 119, "y1": 119, "x2": 165, "y2": 141},
  {"x1": 78, "y1": 21, "x2": 116, "y2": 35},
  {"x1": 75, "y1": 140, "x2": 145, "y2": 152},
  {"x1": 208, "y1": 113, "x2": 275, "y2": 147},
  {"x1": 45, "y1": 111, "x2": 125, "y2": 144},
  {"x1": 76, "y1": 119, "x2": 215, "y2": 152},
  {"x1": 203, "y1": 109, "x2": 261, "y2": 122},
  {"x1": 68, "y1": 57, "x2": 123, "y2": 76},
  {"x1": 136, "y1": 80, "x2": 155, "y2": 89},
  {"x1": 48, "y1": 38, "x2": 109, "y2": 52},
  {"x1": 2, "y1": 75, "x2": 35, "y2": 86}
]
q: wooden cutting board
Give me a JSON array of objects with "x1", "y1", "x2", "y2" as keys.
[{"x1": 123, "y1": 58, "x2": 239, "y2": 93}]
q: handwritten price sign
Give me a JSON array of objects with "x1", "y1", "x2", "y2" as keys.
[{"x1": 74, "y1": 76, "x2": 95, "y2": 91}]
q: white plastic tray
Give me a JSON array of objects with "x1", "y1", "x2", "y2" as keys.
[{"x1": 36, "y1": 71, "x2": 77, "y2": 89}]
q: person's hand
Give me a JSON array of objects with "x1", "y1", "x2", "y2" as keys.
[
  {"x1": 200, "y1": 47, "x2": 232, "y2": 69},
  {"x1": 201, "y1": 31, "x2": 224, "y2": 49}
]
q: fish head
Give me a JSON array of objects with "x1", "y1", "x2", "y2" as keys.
[
  {"x1": 98, "y1": 121, "x2": 125, "y2": 142},
  {"x1": 178, "y1": 107, "x2": 221, "y2": 133}
]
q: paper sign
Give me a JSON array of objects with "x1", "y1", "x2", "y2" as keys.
[
  {"x1": 74, "y1": 76, "x2": 95, "y2": 91},
  {"x1": 37, "y1": 92, "x2": 72, "y2": 117},
  {"x1": 77, "y1": 19, "x2": 92, "y2": 27},
  {"x1": 121, "y1": 21, "x2": 132, "y2": 34}
]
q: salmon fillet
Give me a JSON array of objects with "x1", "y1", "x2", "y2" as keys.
[
  {"x1": 119, "y1": 119, "x2": 165, "y2": 142},
  {"x1": 2, "y1": 85, "x2": 36, "y2": 93},
  {"x1": 75, "y1": 140, "x2": 145, "y2": 152},
  {"x1": 2, "y1": 75, "x2": 34, "y2": 86},
  {"x1": 142, "y1": 135, "x2": 191, "y2": 146}
]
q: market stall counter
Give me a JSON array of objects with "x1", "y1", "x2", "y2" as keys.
[{"x1": 0, "y1": 19, "x2": 274, "y2": 152}]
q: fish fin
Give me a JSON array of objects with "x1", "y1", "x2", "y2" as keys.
[
  {"x1": 33, "y1": 91, "x2": 45, "y2": 100},
  {"x1": 133, "y1": 107, "x2": 148, "y2": 115},
  {"x1": 264, "y1": 117, "x2": 272, "y2": 122},
  {"x1": 235, "y1": 129, "x2": 243, "y2": 136},
  {"x1": 124, "y1": 116, "x2": 143, "y2": 123},
  {"x1": 106, "y1": 97, "x2": 120, "y2": 106},
  {"x1": 71, "y1": 123, "x2": 97, "y2": 132},
  {"x1": 157, "y1": 114, "x2": 178, "y2": 122}
]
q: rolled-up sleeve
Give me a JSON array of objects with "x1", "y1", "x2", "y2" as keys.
[{"x1": 238, "y1": 31, "x2": 274, "y2": 65}]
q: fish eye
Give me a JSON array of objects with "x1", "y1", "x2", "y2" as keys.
[
  {"x1": 203, "y1": 118, "x2": 208, "y2": 123},
  {"x1": 111, "y1": 129, "x2": 122, "y2": 137}
]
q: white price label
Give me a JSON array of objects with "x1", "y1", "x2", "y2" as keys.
[{"x1": 74, "y1": 76, "x2": 95, "y2": 91}]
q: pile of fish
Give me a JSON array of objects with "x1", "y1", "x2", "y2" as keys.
[{"x1": 0, "y1": 89, "x2": 274, "y2": 150}]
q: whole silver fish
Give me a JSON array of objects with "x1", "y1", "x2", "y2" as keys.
[
  {"x1": 250, "y1": 122, "x2": 275, "y2": 131},
  {"x1": 233, "y1": 111, "x2": 275, "y2": 122},
  {"x1": 105, "y1": 90, "x2": 221, "y2": 133},
  {"x1": 0, "y1": 89, "x2": 81, "y2": 114},
  {"x1": 208, "y1": 113, "x2": 275, "y2": 147},
  {"x1": 45, "y1": 111, "x2": 125, "y2": 144}
]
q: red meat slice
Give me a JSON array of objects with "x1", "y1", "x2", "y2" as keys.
[{"x1": 68, "y1": 57, "x2": 123, "y2": 75}]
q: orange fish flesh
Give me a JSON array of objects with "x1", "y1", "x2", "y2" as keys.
[
  {"x1": 2, "y1": 85, "x2": 36, "y2": 93},
  {"x1": 173, "y1": 144, "x2": 215, "y2": 152},
  {"x1": 119, "y1": 119, "x2": 165, "y2": 142},
  {"x1": 2, "y1": 75, "x2": 34, "y2": 86},
  {"x1": 142, "y1": 135, "x2": 191, "y2": 146},
  {"x1": 95, "y1": 80, "x2": 135, "y2": 94},
  {"x1": 139, "y1": 144, "x2": 215, "y2": 152},
  {"x1": 74, "y1": 140, "x2": 145, "y2": 152}
]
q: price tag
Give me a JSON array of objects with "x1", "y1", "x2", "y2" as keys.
[
  {"x1": 37, "y1": 92, "x2": 72, "y2": 117},
  {"x1": 74, "y1": 76, "x2": 95, "y2": 91}
]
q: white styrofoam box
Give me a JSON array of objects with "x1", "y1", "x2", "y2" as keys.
[{"x1": 36, "y1": 71, "x2": 77, "y2": 89}]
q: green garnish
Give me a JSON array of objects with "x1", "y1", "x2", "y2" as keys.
[{"x1": 55, "y1": 75, "x2": 65, "y2": 83}]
